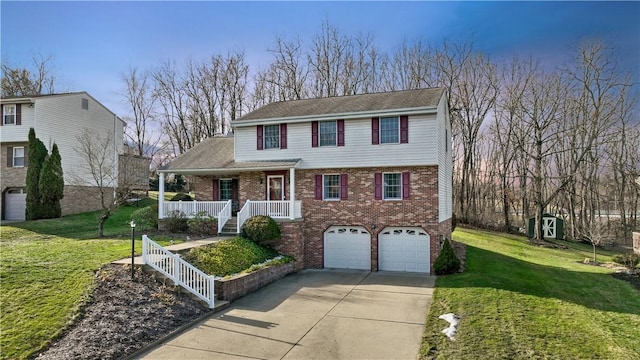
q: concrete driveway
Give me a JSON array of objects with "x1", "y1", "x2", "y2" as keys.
[{"x1": 139, "y1": 270, "x2": 435, "y2": 360}]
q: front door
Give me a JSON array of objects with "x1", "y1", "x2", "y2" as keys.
[{"x1": 267, "y1": 175, "x2": 284, "y2": 200}]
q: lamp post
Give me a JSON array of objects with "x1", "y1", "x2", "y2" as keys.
[{"x1": 130, "y1": 220, "x2": 136, "y2": 280}]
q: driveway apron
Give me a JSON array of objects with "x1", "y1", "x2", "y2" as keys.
[{"x1": 139, "y1": 269, "x2": 435, "y2": 360}]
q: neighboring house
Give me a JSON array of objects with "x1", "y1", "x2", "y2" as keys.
[
  {"x1": 0, "y1": 92, "x2": 148, "y2": 221},
  {"x1": 158, "y1": 88, "x2": 453, "y2": 273}
]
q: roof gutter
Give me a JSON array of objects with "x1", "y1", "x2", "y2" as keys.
[
  {"x1": 158, "y1": 163, "x2": 300, "y2": 175},
  {"x1": 0, "y1": 97, "x2": 35, "y2": 104},
  {"x1": 232, "y1": 106, "x2": 438, "y2": 128}
]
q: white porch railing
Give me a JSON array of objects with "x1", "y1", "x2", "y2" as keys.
[
  {"x1": 162, "y1": 200, "x2": 229, "y2": 219},
  {"x1": 237, "y1": 200, "x2": 302, "y2": 233},
  {"x1": 142, "y1": 235, "x2": 215, "y2": 308},
  {"x1": 217, "y1": 200, "x2": 232, "y2": 234}
]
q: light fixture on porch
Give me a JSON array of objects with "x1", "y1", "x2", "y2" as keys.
[{"x1": 259, "y1": 177, "x2": 263, "y2": 185}]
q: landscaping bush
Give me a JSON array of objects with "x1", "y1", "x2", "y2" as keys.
[
  {"x1": 187, "y1": 211, "x2": 217, "y2": 236},
  {"x1": 130, "y1": 205, "x2": 158, "y2": 230},
  {"x1": 612, "y1": 253, "x2": 640, "y2": 273},
  {"x1": 434, "y1": 238, "x2": 461, "y2": 275},
  {"x1": 165, "y1": 210, "x2": 188, "y2": 233},
  {"x1": 170, "y1": 193, "x2": 193, "y2": 201},
  {"x1": 241, "y1": 215, "x2": 281, "y2": 247},
  {"x1": 182, "y1": 237, "x2": 281, "y2": 276}
]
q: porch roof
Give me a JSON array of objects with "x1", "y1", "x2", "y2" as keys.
[{"x1": 159, "y1": 136, "x2": 300, "y2": 175}]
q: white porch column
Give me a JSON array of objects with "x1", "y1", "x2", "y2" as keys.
[
  {"x1": 289, "y1": 167, "x2": 295, "y2": 219},
  {"x1": 158, "y1": 172, "x2": 165, "y2": 219}
]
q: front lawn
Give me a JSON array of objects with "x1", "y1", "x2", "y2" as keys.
[
  {"x1": 0, "y1": 202, "x2": 177, "y2": 360},
  {"x1": 421, "y1": 228, "x2": 640, "y2": 359}
]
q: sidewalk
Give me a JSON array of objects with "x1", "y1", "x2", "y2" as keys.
[{"x1": 112, "y1": 236, "x2": 231, "y2": 265}]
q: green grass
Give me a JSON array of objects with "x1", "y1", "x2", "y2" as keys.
[
  {"x1": 420, "y1": 228, "x2": 640, "y2": 359},
  {"x1": 182, "y1": 237, "x2": 292, "y2": 277},
  {"x1": 0, "y1": 201, "x2": 179, "y2": 360}
]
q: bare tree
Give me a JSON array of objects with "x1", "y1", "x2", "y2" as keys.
[{"x1": 1, "y1": 54, "x2": 56, "y2": 96}]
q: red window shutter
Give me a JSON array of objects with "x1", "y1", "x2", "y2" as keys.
[
  {"x1": 280, "y1": 123, "x2": 287, "y2": 149},
  {"x1": 400, "y1": 115, "x2": 408, "y2": 143},
  {"x1": 256, "y1": 125, "x2": 264, "y2": 150},
  {"x1": 311, "y1": 121, "x2": 319, "y2": 147},
  {"x1": 374, "y1": 172, "x2": 382, "y2": 200},
  {"x1": 212, "y1": 179, "x2": 219, "y2": 201},
  {"x1": 337, "y1": 119, "x2": 345, "y2": 146},
  {"x1": 402, "y1": 172, "x2": 410, "y2": 199},
  {"x1": 6, "y1": 146, "x2": 13, "y2": 167},
  {"x1": 371, "y1": 117, "x2": 379, "y2": 145},
  {"x1": 16, "y1": 104, "x2": 22, "y2": 125},
  {"x1": 340, "y1": 173, "x2": 348, "y2": 200},
  {"x1": 315, "y1": 174, "x2": 323, "y2": 200}
]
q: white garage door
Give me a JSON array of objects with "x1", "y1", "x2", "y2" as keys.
[
  {"x1": 5, "y1": 189, "x2": 27, "y2": 221},
  {"x1": 379, "y1": 227, "x2": 430, "y2": 273},
  {"x1": 324, "y1": 226, "x2": 371, "y2": 270}
]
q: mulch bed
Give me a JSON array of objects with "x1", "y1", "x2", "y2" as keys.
[
  {"x1": 35, "y1": 264, "x2": 209, "y2": 360},
  {"x1": 612, "y1": 272, "x2": 640, "y2": 291}
]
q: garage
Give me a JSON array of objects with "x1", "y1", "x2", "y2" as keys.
[
  {"x1": 4, "y1": 188, "x2": 26, "y2": 221},
  {"x1": 379, "y1": 227, "x2": 431, "y2": 273},
  {"x1": 324, "y1": 226, "x2": 371, "y2": 270}
]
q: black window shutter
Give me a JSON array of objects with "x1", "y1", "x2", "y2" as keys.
[
  {"x1": 16, "y1": 104, "x2": 22, "y2": 125},
  {"x1": 6, "y1": 146, "x2": 13, "y2": 167},
  {"x1": 340, "y1": 173, "x2": 348, "y2": 200},
  {"x1": 374, "y1": 172, "x2": 382, "y2": 200},
  {"x1": 337, "y1": 120, "x2": 345, "y2": 146},
  {"x1": 212, "y1": 179, "x2": 219, "y2": 201}
]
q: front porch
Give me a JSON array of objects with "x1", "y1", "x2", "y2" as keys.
[{"x1": 157, "y1": 163, "x2": 303, "y2": 234}]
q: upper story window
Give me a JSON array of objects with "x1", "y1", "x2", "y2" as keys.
[
  {"x1": 312, "y1": 120, "x2": 344, "y2": 147},
  {"x1": 380, "y1": 117, "x2": 399, "y2": 144},
  {"x1": 257, "y1": 124, "x2": 287, "y2": 150},
  {"x1": 3, "y1": 105, "x2": 16, "y2": 125},
  {"x1": 319, "y1": 121, "x2": 337, "y2": 146},
  {"x1": 12, "y1": 146, "x2": 25, "y2": 167},
  {"x1": 264, "y1": 125, "x2": 280, "y2": 149},
  {"x1": 371, "y1": 116, "x2": 408, "y2": 145}
]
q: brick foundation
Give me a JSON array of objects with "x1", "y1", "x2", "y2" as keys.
[{"x1": 215, "y1": 262, "x2": 296, "y2": 301}]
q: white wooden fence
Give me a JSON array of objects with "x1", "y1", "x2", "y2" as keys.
[
  {"x1": 237, "y1": 200, "x2": 302, "y2": 233},
  {"x1": 142, "y1": 235, "x2": 215, "y2": 308}
]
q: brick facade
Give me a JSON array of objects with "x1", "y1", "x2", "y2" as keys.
[{"x1": 193, "y1": 165, "x2": 451, "y2": 273}]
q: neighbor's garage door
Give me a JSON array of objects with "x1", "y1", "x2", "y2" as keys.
[
  {"x1": 324, "y1": 226, "x2": 371, "y2": 270},
  {"x1": 379, "y1": 227, "x2": 430, "y2": 273},
  {"x1": 5, "y1": 190, "x2": 27, "y2": 221}
]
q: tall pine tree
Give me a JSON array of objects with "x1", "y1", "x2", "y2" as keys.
[
  {"x1": 25, "y1": 128, "x2": 47, "y2": 220},
  {"x1": 39, "y1": 143, "x2": 64, "y2": 218}
]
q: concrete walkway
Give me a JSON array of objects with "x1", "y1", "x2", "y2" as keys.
[
  {"x1": 112, "y1": 236, "x2": 230, "y2": 265},
  {"x1": 137, "y1": 269, "x2": 435, "y2": 360}
]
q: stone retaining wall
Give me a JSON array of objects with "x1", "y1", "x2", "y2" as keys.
[
  {"x1": 633, "y1": 232, "x2": 640, "y2": 255},
  {"x1": 215, "y1": 262, "x2": 296, "y2": 302}
]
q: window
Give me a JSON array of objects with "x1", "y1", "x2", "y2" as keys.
[
  {"x1": 3, "y1": 105, "x2": 16, "y2": 125},
  {"x1": 13, "y1": 147, "x2": 25, "y2": 167},
  {"x1": 319, "y1": 121, "x2": 337, "y2": 146},
  {"x1": 380, "y1": 117, "x2": 399, "y2": 144},
  {"x1": 383, "y1": 173, "x2": 401, "y2": 199},
  {"x1": 264, "y1": 125, "x2": 280, "y2": 149},
  {"x1": 81, "y1": 98, "x2": 89, "y2": 110},
  {"x1": 219, "y1": 179, "x2": 233, "y2": 201},
  {"x1": 323, "y1": 174, "x2": 340, "y2": 200}
]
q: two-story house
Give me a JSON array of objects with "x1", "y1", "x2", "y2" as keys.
[
  {"x1": 0, "y1": 92, "x2": 146, "y2": 221},
  {"x1": 158, "y1": 88, "x2": 453, "y2": 273}
]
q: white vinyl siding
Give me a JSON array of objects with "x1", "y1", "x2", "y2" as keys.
[
  {"x1": 0, "y1": 104, "x2": 34, "y2": 142},
  {"x1": 234, "y1": 114, "x2": 438, "y2": 169},
  {"x1": 436, "y1": 94, "x2": 453, "y2": 222}
]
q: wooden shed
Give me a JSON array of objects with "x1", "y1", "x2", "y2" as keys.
[{"x1": 527, "y1": 213, "x2": 564, "y2": 240}]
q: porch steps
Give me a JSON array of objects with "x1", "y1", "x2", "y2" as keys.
[{"x1": 219, "y1": 216, "x2": 239, "y2": 236}]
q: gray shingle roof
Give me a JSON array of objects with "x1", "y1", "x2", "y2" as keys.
[
  {"x1": 160, "y1": 136, "x2": 299, "y2": 173},
  {"x1": 237, "y1": 87, "x2": 445, "y2": 121}
]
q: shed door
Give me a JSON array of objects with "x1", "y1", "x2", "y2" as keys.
[
  {"x1": 543, "y1": 217, "x2": 556, "y2": 239},
  {"x1": 379, "y1": 227, "x2": 430, "y2": 273},
  {"x1": 324, "y1": 226, "x2": 371, "y2": 270}
]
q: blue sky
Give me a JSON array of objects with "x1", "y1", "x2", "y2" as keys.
[{"x1": 2, "y1": 1, "x2": 639, "y2": 117}]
